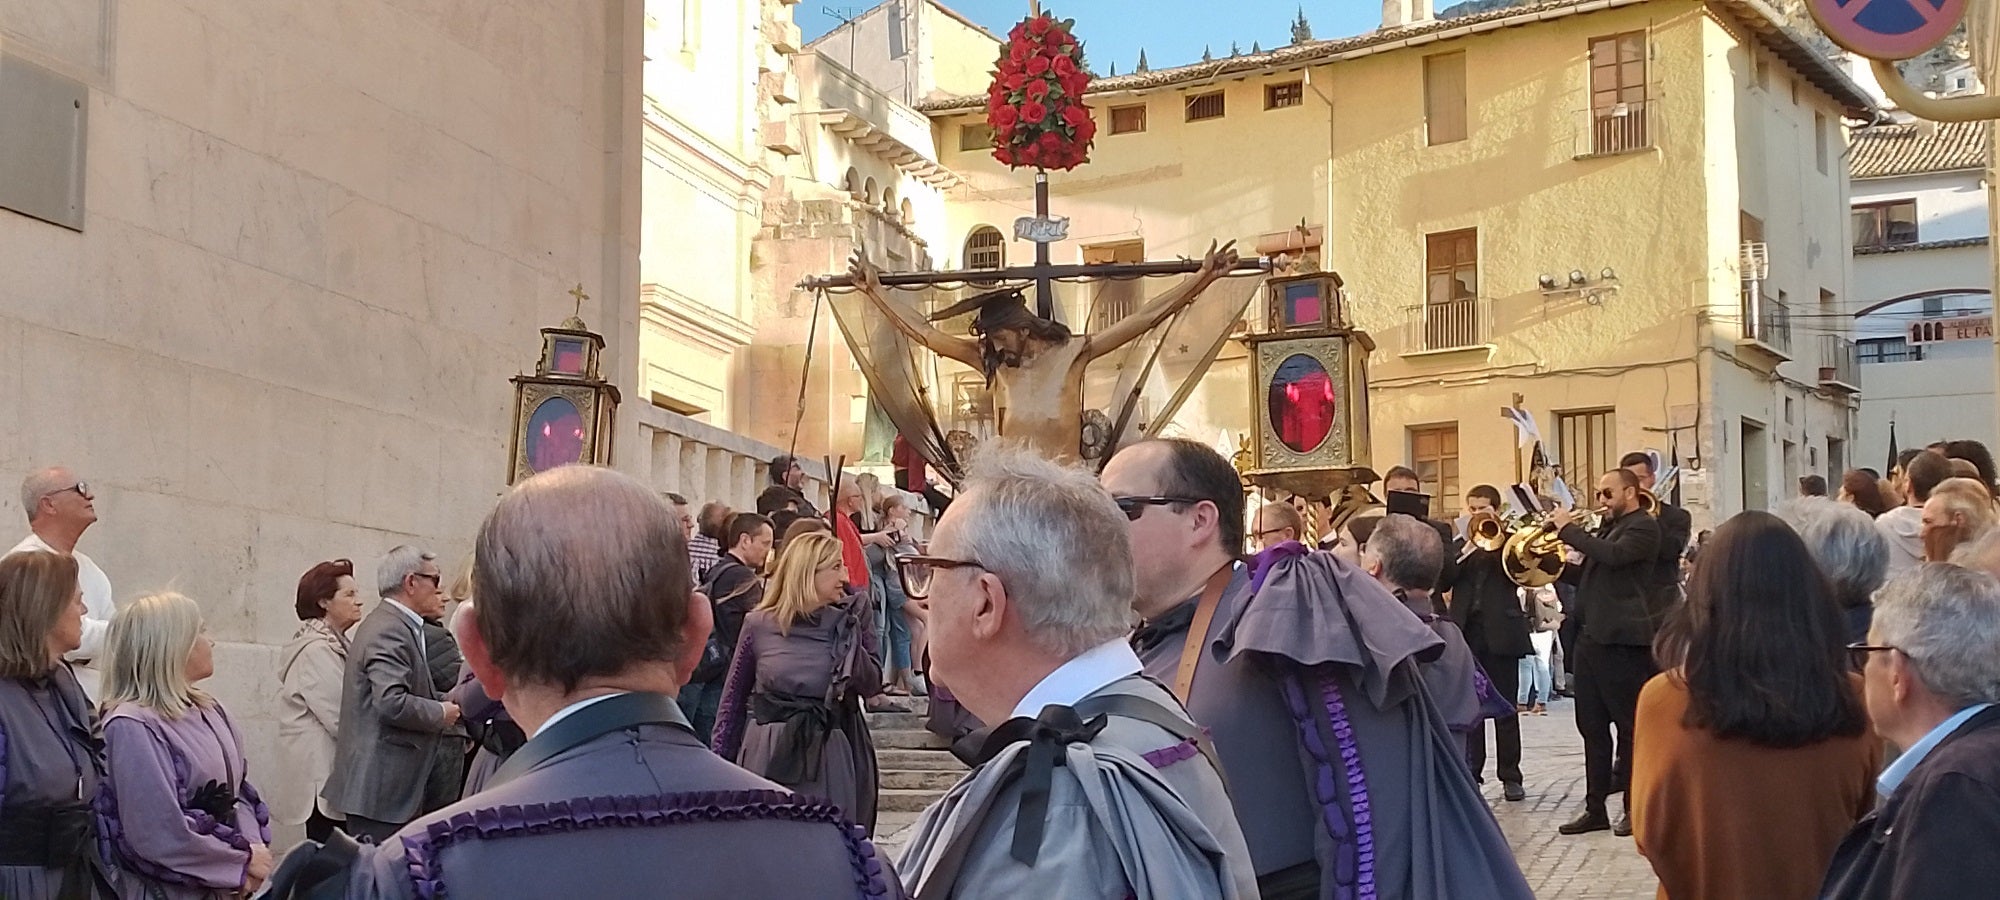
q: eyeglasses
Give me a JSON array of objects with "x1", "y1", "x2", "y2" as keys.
[
  {"x1": 1112, "y1": 495, "x2": 1200, "y2": 521},
  {"x1": 1846, "y1": 642, "x2": 1897, "y2": 671},
  {"x1": 1596, "y1": 488, "x2": 1617, "y2": 499},
  {"x1": 894, "y1": 553, "x2": 987, "y2": 600},
  {"x1": 44, "y1": 481, "x2": 89, "y2": 501},
  {"x1": 412, "y1": 573, "x2": 443, "y2": 588}
]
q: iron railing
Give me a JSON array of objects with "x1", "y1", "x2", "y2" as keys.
[
  {"x1": 1403, "y1": 298, "x2": 1489, "y2": 352},
  {"x1": 1740, "y1": 286, "x2": 1792, "y2": 354},
  {"x1": 1820, "y1": 334, "x2": 1859, "y2": 388}
]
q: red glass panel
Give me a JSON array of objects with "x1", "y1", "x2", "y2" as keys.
[
  {"x1": 551, "y1": 339, "x2": 587, "y2": 376},
  {"x1": 525, "y1": 396, "x2": 587, "y2": 472},
  {"x1": 1267, "y1": 353, "x2": 1336, "y2": 453}
]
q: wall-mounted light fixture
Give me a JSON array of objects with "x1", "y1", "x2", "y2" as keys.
[{"x1": 1537, "y1": 265, "x2": 1623, "y2": 306}]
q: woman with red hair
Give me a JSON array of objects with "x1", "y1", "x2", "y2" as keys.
[{"x1": 273, "y1": 560, "x2": 363, "y2": 841}]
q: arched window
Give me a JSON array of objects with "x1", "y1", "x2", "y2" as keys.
[
  {"x1": 843, "y1": 167, "x2": 862, "y2": 197},
  {"x1": 899, "y1": 198, "x2": 915, "y2": 224},
  {"x1": 881, "y1": 184, "x2": 898, "y2": 214},
  {"x1": 964, "y1": 226, "x2": 1005, "y2": 270},
  {"x1": 863, "y1": 176, "x2": 878, "y2": 204}
]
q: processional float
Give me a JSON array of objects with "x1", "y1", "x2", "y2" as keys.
[{"x1": 798, "y1": 12, "x2": 1378, "y2": 512}]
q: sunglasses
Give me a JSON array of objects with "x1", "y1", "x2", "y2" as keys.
[
  {"x1": 1112, "y1": 496, "x2": 1200, "y2": 521},
  {"x1": 1846, "y1": 642, "x2": 1897, "y2": 671},
  {"x1": 46, "y1": 481, "x2": 90, "y2": 500},
  {"x1": 412, "y1": 573, "x2": 442, "y2": 588}
]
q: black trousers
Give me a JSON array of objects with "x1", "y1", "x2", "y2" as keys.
[
  {"x1": 1465, "y1": 653, "x2": 1524, "y2": 785},
  {"x1": 341, "y1": 815, "x2": 406, "y2": 844},
  {"x1": 1573, "y1": 640, "x2": 1657, "y2": 812}
]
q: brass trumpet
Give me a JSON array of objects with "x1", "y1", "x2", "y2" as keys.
[{"x1": 1636, "y1": 488, "x2": 1660, "y2": 517}]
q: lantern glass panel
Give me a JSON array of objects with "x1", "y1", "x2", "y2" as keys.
[
  {"x1": 525, "y1": 396, "x2": 587, "y2": 473},
  {"x1": 1268, "y1": 353, "x2": 1336, "y2": 452},
  {"x1": 1282, "y1": 282, "x2": 1322, "y2": 328},
  {"x1": 551, "y1": 338, "x2": 588, "y2": 376}
]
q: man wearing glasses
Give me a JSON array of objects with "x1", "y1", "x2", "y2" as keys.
[
  {"x1": 894, "y1": 445, "x2": 1255, "y2": 898},
  {"x1": 323, "y1": 545, "x2": 462, "y2": 842},
  {"x1": 1549, "y1": 467, "x2": 1663, "y2": 837},
  {"x1": 11, "y1": 466, "x2": 115, "y2": 699},
  {"x1": 1824, "y1": 563, "x2": 2000, "y2": 898}
]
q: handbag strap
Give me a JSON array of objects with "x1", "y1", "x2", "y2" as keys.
[
  {"x1": 487, "y1": 692, "x2": 691, "y2": 789},
  {"x1": 1170, "y1": 563, "x2": 1238, "y2": 703}
]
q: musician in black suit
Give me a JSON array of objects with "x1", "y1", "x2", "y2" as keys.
[
  {"x1": 1621, "y1": 451, "x2": 1692, "y2": 609},
  {"x1": 1448, "y1": 485, "x2": 1534, "y2": 802},
  {"x1": 1550, "y1": 468, "x2": 1661, "y2": 838}
]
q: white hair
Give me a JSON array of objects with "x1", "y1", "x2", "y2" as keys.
[
  {"x1": 19, "y1": 467, "x2": 70, "y2": 524},
  {"x1": 1787, "y1": 499, "x2": 1890, "y2": 607},
  {"x1": 1369, "y1": 514, "x2": 1443, "y2": 592},
  {"x1": 101, "y1": 592, "x2": 211, "y2": 718},
  {"x1": 1872, "y1": 563, "x2": 2000, "y2": 709},
  {"x1": 948, "y1": 444, "x2": 1134, "y2": 657},
  {"x1": 377, "y1": 545, "x2": 438, "y2": 598},
  {"x1": 1951, "y1": 527, "x2": 2000, "y2": 581}
]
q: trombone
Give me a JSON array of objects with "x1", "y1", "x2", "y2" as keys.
[{"x1": 1493, "y1": 487, "x2": 1660, "y2": 588}]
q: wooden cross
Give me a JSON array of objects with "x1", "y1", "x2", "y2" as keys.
[{"x1": 567, "y1": 283, "x2": 590, "y2": 318}]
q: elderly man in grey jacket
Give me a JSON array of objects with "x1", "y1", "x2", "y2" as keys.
[{"x1": 321, "y1": 546, "x2": 461, "y2": 842}]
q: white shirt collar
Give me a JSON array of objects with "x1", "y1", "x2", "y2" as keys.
[
  {"x1": 1010, "y1": 639, "x2": 1144, "y2": 720},
  {"x1": 1878, "y1": 702, "x2": 1995, "y2": 798},
  {"x1": 383, "y1": 597, "x2": 426, "y2": 629},
  {"x1": 532, "y1": 692, "x2": 630, "y2": 739}
]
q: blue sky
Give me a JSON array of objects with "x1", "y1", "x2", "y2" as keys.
[{"x1": 796, "y1": 1, "x2": 1383, "y2": 76}]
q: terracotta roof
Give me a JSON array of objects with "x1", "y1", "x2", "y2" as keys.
[
  {"x1": 1854, "y1": 235, "x2": 1989, "y2": 255},
  {"x1": 915, "y1": 0, "x2": 1874, "y2": 117},
  {"x1": 1849, "y1": 120, "x2": 1989, "y2": 179}
]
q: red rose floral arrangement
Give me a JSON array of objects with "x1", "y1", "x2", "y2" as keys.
[{"x1": 986, "y1": 12, "x2": 1094, "y2": 170}]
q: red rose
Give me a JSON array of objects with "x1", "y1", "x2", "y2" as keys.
[
  {"x1": 1062, "y1": 104, "x2": 1091, "y2": 128},
  {"x1": 1054, "y1": 55, "x2": 1077, "y2": 77},
  {"x1": 1003, "y1": 72, "x2": 1026, "y2": 91},
  {"x1": 991, "y1": 105, "x2": 1019, "y2": 130},
  {"x1": 1009, "y1": 22, "x2": 1028, "y2": 42},
  {"x1": 1030, "y1": 15, "x2": 1052, "y2": 36},
  {"x1": 1076, "y1": 118, "x2": 1097, "y2": 142},
  {"x1": 994, "y1": 145, "x2": 1013, "y2": 166},
  {"x1": 1038, "y1": 131, "x2": 1063, "y2": 151},
  {"x1": 1061, "y1": 71, "x2": 1089, "y2": 95},
  {"x1": 1021, "y1": 100, "x2": 1048, "y2": 124},
  {"x1": 1026, "y1": 55, "x2": 1051, "y2": 77},
  {"x1": 1010, "y1": 42, "x2": 1028, "y2": 64},
  {"x1": 1025, "y1": 78, "x2": 1049, "y2": 101}
]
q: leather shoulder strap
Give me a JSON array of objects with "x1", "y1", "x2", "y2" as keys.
[
  {"x1": 1170, "y1": 564, "x2": 1237, "y2": 703},
  {"x1": 1073, "y1": 692, "x2": 1227, "y2": 789},
  {"x1": 487, "y1": 692, "x2": 691, "y2": 789}
]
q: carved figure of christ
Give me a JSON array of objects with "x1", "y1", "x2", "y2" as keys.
[{"x1": 846, "y1": 242, "x2": 1239, "y2": 461}]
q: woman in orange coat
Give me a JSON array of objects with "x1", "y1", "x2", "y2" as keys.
[{"x1": 1631, "y1": 511, "x2": 1880, "y2": 900}]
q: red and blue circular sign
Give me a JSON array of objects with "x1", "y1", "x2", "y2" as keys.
[{"x1": 1809, "y1": 0, "x2": 1969, "y2": 61}]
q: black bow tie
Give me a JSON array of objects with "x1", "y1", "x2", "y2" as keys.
[
  {"x1": 950, "y1": 704, "x2": 1109, "y2": 865},
  {"x1": 1130, "y1": 599, "x2": 1201, "y2": 654}
]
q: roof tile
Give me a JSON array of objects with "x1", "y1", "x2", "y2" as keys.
[{"x1": 1849, "y1": 120, "x2": 1989, "y2": 180}]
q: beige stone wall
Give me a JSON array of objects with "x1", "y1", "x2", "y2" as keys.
[{"x1": 0, "y1": 0, "x2": 643, "y2": 845}]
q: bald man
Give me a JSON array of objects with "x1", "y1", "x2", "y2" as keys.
[{"x1": 268, "y1": 466, "x2": 896, "y2": 899}]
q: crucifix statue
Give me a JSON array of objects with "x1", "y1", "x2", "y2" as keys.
[{"x1": 843, "y1": 242, "x2": 1239, "y2": 462}]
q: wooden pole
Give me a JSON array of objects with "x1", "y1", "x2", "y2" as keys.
[{"x1": 1034, "y1": 171, "x2": 1053, "y2": 319}]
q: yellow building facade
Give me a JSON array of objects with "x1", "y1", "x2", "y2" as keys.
[{"x1": 922, "y1": 0, "x2": 1871, "y2": 523}]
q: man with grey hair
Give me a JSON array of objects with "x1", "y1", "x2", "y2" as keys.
[
  {"x1": 322, "y1": 545, "x2": 462, "y2": 842},
  {"x1": 11, "y1": 466, "x2": 115, "y2": 698},
  {"x1": 1784, "y1": 497, "x2": 1891, "y2": 643},
  {"x1": 1362, "y1": 513, "x2": 1483, "y2": 741},
  {"x1": 1823, "y1": 563, "x2": 2000, "y2": 898},
  {"x1": 269, "y1": 466, "x2": 892, "y2": 899},
  {"x1": 897, "y1": 445, "x2": 1256, "y2": 899}
]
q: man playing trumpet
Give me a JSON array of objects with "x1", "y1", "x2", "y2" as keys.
[{"x1": 1549, "y1": 468, "x2": 1662, "y2": 837}]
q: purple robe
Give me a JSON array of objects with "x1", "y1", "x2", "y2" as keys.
[
  {"x1": 96, "y1": 702, "x2": 269, "y2": 899},
  {"x1": 352, "y1": 716, "x2": 899, "y2": 898},
  {"x1": 0, "y1": 666, "x2": 113, "y2": 899},
  {"x1": 713, "y1": 598, "x2": 882, "y2": 832}
]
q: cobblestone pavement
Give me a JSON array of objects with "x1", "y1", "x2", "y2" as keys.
[
  {"x1": 877, "y1": 696, "x2": 1662, "y2": 899},
  {"x1": 1476, "y1": 697, "x2": 1660, "y2": 899}
]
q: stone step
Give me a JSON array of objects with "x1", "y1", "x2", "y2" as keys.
[
  {"x1": 873, "y1": 729, "x2": 953, "y2": 750},
  {"x1": 881, "y1": 769, "x2": 964, "y2": 792},
  {"x1": 880, "y1": 787, "x2": 946, "y2": 813},
  {"x1": 864, "y1": 710, "x2": 929, "y2": 732},
  {"x1": 877, "y1": 749, "x2": 966, "y2": 771}
]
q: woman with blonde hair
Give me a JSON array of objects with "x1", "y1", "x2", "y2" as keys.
[
  {"x1": 0, "y1": 551, "x2": 115, "y2": 898},
  {"x1": 1921, "y1": 477, "x2": 1997, "y2": 562},
  {"x1": 97, "y1": 593, "x2": 272, "y2": 898},
  {"x1": 711, "y1": 531, "x2": 882, "y2": 832},
  {"x1": 273, "y1": 559, "x2": 361, "y2": 842}
]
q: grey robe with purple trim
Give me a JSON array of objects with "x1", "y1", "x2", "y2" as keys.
[
  {"x1": 1138, "y1": 545, "x2": 1532, "y2": 900},
  {"x1": 348, "y1": 722, "x2": 900, "y2": 899},
  {"x1": 0, "y1": 667, "x2": 113, "y2": 900},
  {"x1": 1395, "y1": 587, "x2": 1481, "y2": 734},
  {"x1": 897, "y1": 675, "x2": 1256, "y2": 899},
  {"x1": 97, "y1": 702, "x2": 270, "y2": 900}
]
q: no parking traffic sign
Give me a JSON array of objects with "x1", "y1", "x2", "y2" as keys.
[{"x1": 1808, "y1": 0, "x2": 1969, "y2": 61}]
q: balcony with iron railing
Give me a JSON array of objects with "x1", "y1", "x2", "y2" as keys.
[
  {"x1": 1574, "y1": 99, "x2": 1656, "y2": 159},
  {"x1": 1736, "y1": 283, "x2": 1792, "y2": 364},
  {"x1": 1819, "y1": 334, "x2": 1860, "y2": 392},
  {"x1": 1401, "y1": 297, "x2": 1494, "y2": 356}
]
